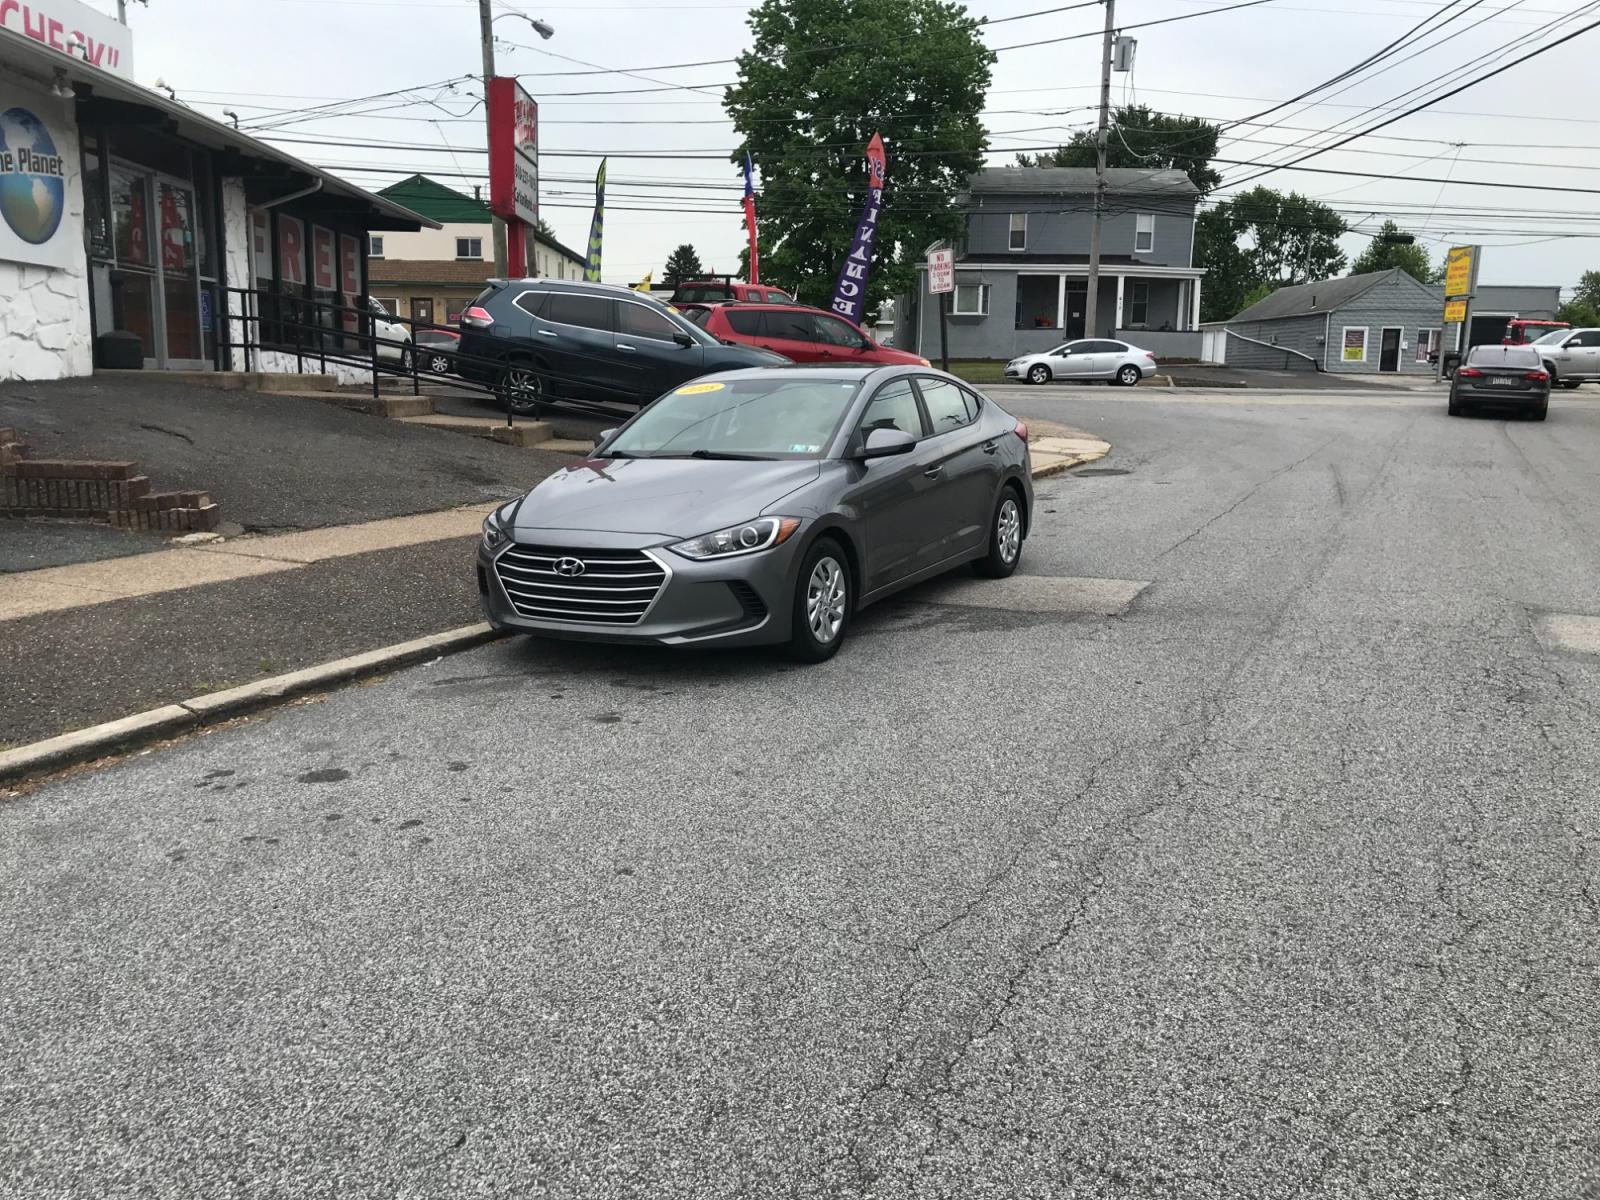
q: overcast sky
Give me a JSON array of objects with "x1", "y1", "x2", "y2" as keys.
[{"x1": 95, "y1": 0, "x2": 1600, "y2": 294}]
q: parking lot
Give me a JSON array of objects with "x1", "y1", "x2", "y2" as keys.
[{"x1": 4, "y1": 389, "x2": 1600, "y2": 1198}]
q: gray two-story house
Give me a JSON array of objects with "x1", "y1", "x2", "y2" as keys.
[{"x1": 899, "y1": 167, "x2": 1206, "y2": 361}]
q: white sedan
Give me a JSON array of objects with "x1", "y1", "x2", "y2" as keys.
[{"x1": 1005, "y1": 339, "x2": 1158, "y2": 386}]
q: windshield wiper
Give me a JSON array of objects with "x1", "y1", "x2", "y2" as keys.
[
  {"x1": 686, "y1": 449, "x2": 779, "y2": 460},
  {"x1": 598, "y1": 448, "x2": 645, "y2": 459}
]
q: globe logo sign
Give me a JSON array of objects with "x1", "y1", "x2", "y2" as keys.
[{"x1": 0, "y1": 106, "x2": 67, "y2": 247}]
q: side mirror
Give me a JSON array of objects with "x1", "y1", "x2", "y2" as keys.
[
  {"x1": 673, "y1": 332, "x2": 694, "y2": 348},
  {"x1": 856, "y1": 428, "x2": 916, "y2": 459},
  {"x1": 595, "y1": 428, "x2": 618, "y2": 448}
]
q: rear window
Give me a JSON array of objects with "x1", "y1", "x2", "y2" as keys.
[
  {"x1": 726, "y1": 310, "x2": 765, "y2": 336},
  {"x1": 675, "y1": 285, "x2": 734, "y2": 303},
  {"x1": 512, "y1": 290, "x2": 547, "y2": 319},
  {"x1": 679, "y1": 308, "x2": 711, "y2": 328},
  {"x1": 1468, "y1": 345, "x2": 1540, "y2": 368}
]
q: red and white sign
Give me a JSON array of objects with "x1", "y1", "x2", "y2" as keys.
[
  {"x1": 312, "y1": 226, "x2": 336, "y2": 291},
  {"x1": 927, "y1": 247, "x2": 954, "y2": 295},
  {"x1": 339, "y1": 233, "x2": 361, "y2": 332},
  {"x1": 277, "y1": 214, "x2": 304, "y2": 286},
  {"x1": 0, "y1": 0, "x2": 135, "y2": 79},
  {"x1": 487, "y1": 76, "x2": 538, "y2": 227}
]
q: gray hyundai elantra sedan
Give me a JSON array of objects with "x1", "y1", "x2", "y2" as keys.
[{"x1": 476, "y1": 365, "x2": 1033, "y2": 661}]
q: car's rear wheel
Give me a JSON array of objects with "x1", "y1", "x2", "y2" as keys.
[
  {"x1": 499, "y1": 361, "x2": 546, "y2": 416},
  {"x1": 1559, "y1": 379, "x2": 1581, "y2": 390},
  {"x1": 1530, "y1": 399, "x2": 1549, "y2": 421},
  {"x1": 1116, "y1": 364, "x2": 1141, "y2": 387},
  {"x1": 1447, "y1": 391, "x2": 1463, "y2": 416},
  {"x1": 785, "y1": 537, "x2": 849, "y2": 662},
  {"x1": 975, "y1": 485, "x2": 1025, "y2": 578},
  {"x1": 1027, "y1": 364, "x2": 1050, "y2": 385},
  {"x1": 398, "y1": 343, "x2": 413, "y2": 373},
  {"x1": 427, "y1": 352, "x2": 452, "y2": 375}
]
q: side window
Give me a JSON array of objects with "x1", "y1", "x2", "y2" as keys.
[
  {"x1": 768, "y1": 290, "x2": 793, "y2": 302},
  {"x1": 513, "y1": 290, "x2": 548, "y2": 319},
  {"x1": 857, "y1": 379, "x2": 924, "y2": 439},
  {"x1": 726, "y1": 310, "x2": 765, "y2": 336},
  {"x1": 545, "y1": 292, "x2": 611, "y2": 331},
  {"x1": 957, "y1": 385, "x2": 983, "y2": 423},
  {"x1": 916, "y1": 377, "x2": 974, "y2": 435},
  {"x1": 1574, "y1": 331, "x2": 1600, "y2": 347},
  {"x1": 810, "y1": 314, "x2": 866, "y2": 348},
  {"x1": 764, "y1": 309, "x2": 814, "y2": 342},
  {"x1": 1088, "y1": 340, "x2": 1123, "y2": 354},
  {"x1": 618, "y1": 301, "x2": 679, "y2": 341}
]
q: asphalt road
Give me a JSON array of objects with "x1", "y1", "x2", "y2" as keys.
[{"x1": 5, "y1": 389, "x2": 1600, "y2": 1198}]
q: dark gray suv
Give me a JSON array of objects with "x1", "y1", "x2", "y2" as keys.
[{"x1": 456, "y1": 279, "x2": 785, "y2": 416}]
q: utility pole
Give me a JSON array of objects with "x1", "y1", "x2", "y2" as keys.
[
  {"x1": 1083, "y1": 0, "x2": 1115, "y2": 342},
  {"x1": 479, "y1": 0, "x2": 509, "y2": 277}
]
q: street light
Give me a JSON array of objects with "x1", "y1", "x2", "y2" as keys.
[{"x1": 478, "y1": 5, "x2": 554, "y2": 275}]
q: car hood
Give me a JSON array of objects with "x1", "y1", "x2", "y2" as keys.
[
  {"x1": 707, "y1": 343, "x2": 788, "y2": 368},
  {"x1": 509, "y1": 457, "x2": 823, "y2": 539}
]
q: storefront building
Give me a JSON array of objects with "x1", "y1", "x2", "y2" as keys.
[{"x1": 1, "y1": 11, "x2": 433, "y2": 383}]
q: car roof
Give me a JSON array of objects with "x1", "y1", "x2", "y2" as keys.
[
  {"x1": 505, "y1": 278, "x2": 651, "y2": 301},
  {"x1": 682, "y1": 363, "x2": 954, "y2": 385}
]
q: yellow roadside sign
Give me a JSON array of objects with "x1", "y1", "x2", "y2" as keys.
[
  {"x1": 1444, "y1": 299, "x2": 1467, "y2": 323},
  {"x1": 1444, "y1": 246, "x2": 1475, "y2": 298}
]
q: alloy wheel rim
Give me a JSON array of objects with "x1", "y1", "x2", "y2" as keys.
[
  {"x1": 1121, "y1": 366, "x2": 1137, "y2": 384},
  {"x1": 430, "y1": 355, "x2": 450, "y2": 373},
  {"x1": 506, "y1": 369, "x2": 540, "y2": 410},
  {"x1": 1030, "y1": 366, "x2": 1047, "y2": 383},
  {"x1": 806, "y1": 557, "x2": 846, "y2": 643},
  {"x1": 998, "y1": 498, "x2": 1021, "y2": 563}
]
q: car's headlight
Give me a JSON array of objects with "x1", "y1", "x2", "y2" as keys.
[
  {"x1": 918, "y1": 357, "x2": 931, "y2": 367},
  {"x1": 669, "y1": 516, "x2": 802, "y2": 560},
  {"x1": 481, "y1": 505, "x2": 513, "y2": 553}
]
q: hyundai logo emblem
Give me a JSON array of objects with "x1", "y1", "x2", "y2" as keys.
[{"x1": 554, "y1": 556, "x2": 587, "y2": 577}]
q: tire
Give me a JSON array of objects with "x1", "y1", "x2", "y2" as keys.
[
  {"x1": 1447, "y1": 391, "x2": 1462, "y2": 416},
  {"x1": 427, "y1": 352, "x2": 452, "y2": 375},
  {"x1": 1530, "y1": 400, "x2": 1549, "y2": 421},
  {"x1": 784, "y1": 537, "x2": 850, "y2": 663},
  {"x1": 1559, "y1": 379, "x2": 1581, "y2": 390},
  {"x1": 1116, "y1": 364, "x2": 1141, "y2": 387},
  {"x1": 974, "y1": 485, "x2": 1025, "y2": 578},
  {"x1": 399, "y1": 343, "x2": 413, "y2": 373},
  {"x1": 498, "y1": 361, "x2": 546, "y2": 416},
  {"x1": 1027, "y1": 364, "x2": 1050, "y2": 385},
  {"x1": 1443, "y1": 362, "x2": 1457, "y2": 380}
]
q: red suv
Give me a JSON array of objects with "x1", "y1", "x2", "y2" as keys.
[
  {"x1": 672, "y1": 280, "x2": 794, "y2": 304},
  {"x1": 685, "y1": 303, "x2": 928, "y2": 366}
]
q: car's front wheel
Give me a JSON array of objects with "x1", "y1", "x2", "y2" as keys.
[
  {"x1": 975, "y1": 486, "x2": 1025, "y2": 578},
  {"x1": 498, "y1": 361, "x2": 546, "y2": 416},
  {"x1": 785, "y1": 537, "x2": 850, "y2": 662},
  {"x1": 1116, "y1": 364, "x2": 1141, "y2": 387},
  {"x1": 1027, "y1": 364, "x2": 1050, "y2": 385},
  {"x1": 427, "y1": 352, "x2": 452, "y2": 375}
]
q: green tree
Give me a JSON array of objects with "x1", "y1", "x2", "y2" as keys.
[
  {"x1": 724, "y1": 0, "x2": 993, "y2": 308},
  {"x1": 1227, "y1": 186, "x2": 1347, "y2": 286},
  {"x1": 663, "y1": 243, "x2": 706, "y2": 284},
  {"x1": 1015, "y1": 105, "x2": 1222, "y2": 195},
  {"x1": 1427, "y1": 249, "x2": 1449, "y2": 284},
  {"x1": 1348, "y1": 221, "x2": 1433, "y2": 280},
  {"x1": 535, "y1": 217, "x2": 557, "y2": 241},
  {"x1": 1195, "y1": 205, "x2": 1258, "y2": 323},
  {"x1": 1559, "y1": 269, "x2": 1600, "y2": 327}
]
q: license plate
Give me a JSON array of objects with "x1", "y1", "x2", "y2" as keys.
[{"x1": 1485, "y1": 375, "x2": 1518, "y2": 387}]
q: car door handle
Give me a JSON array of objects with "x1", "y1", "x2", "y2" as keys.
[
  {"x1": 819, "y1": 349, "x2": 833, "y2": 358},
  {"x1": 616, "y1": 343, "x2": 636, "y2": 353},
  {"x1": 537, "y1": 329, "x2": 559, "y2": 338},
  {"x1": 982, "y1": 439, "x2": 999, "y2": 454},
  {"x1": 923, "y1": 466, "x2": 943, "y2": 479}
]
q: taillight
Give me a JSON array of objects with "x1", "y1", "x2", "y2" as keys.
[
  {"x1": 461, "y1": 306, "x2": 494, "y2": 328},
  {"x1": 1144, "y1": 352, "x2": 1155, "y2": 360},
  {"x1": 1457, "y1": 367, "x2": 1483, "y2": 378},
  {"x1": 1524, "y1": 370, "x2": 1549, "y2": 381},
  {"x1": 1013, "y1": 420, "x2": 1028, "y2": 442}
]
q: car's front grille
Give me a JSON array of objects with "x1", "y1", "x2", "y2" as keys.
[{"x1": 493, "y1": 544, "x2": 667, "y2": 625}]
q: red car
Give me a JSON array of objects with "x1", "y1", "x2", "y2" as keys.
[{"x1": 685, "y1": 302, "x2": 928, "y2": 367}]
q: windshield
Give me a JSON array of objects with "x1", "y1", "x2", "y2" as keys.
[
  {"x1": 603, "y1": 377, "x2": 861, "y2": 460},
  {"x1": 674, "y1": 285, "x2": 734, "y2": 303},
  {"x1": 1529, "y1": 329, "x2": 1570, "y2": 346}
]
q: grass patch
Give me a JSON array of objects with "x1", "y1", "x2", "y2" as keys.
[{"x1": 940, "y1": 359, "x2": 1011, "y2": 385}]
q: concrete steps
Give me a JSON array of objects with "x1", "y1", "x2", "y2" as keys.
[{"x1": 94, "y1": 370, "x2": 340, "y2": 392}]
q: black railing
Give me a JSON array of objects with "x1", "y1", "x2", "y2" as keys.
[{"x1": 220, "y1": 286, "x2": 644, "y2": 424}]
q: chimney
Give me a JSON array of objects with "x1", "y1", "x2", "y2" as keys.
[{"x1": 473, "y1": 185, "x2": 481, "y2": 202}]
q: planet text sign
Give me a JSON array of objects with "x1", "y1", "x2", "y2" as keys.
[
  {"x1": 0, "y1": 0, "x2": 135, "y2": 79},
  {"x1": 0, "y1": 88, "x2": 73, "y2": 269},
  {"x1": 487, "y1": 76, "x2": 538, "y2": 227}
]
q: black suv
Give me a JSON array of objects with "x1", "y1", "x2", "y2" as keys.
[{"x1": 456, "y1": 279, "x2": 785, "y2": 416}]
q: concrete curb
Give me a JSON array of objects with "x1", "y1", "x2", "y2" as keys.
[
  {"x1": 1029, "y1": 433, "x2": 1112, "y2": 480},
  {"x1": 0, "y1": 623, "x2": 503, "y2": 786}
]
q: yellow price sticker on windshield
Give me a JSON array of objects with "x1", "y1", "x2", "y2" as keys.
[{"x1": 675, "y1": 382, "x2": 726, "y2": 395}]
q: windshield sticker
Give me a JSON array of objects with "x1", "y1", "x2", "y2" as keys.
[
  {"x1": 675, "y1": 382, "x2": 726, "y2": 395},
  {"x1": 789, "y1": 443, "x2": 819, "y2": 453}
]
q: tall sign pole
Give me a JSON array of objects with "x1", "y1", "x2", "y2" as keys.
[
  {"x1": 927, "y1": 245, "x2": 954, "y2": 373},
  {"x1": 487, "y1": 77, "x2": 539, "y2": 278},
  {"x1": 1083, "y1": 0, "x2": 1116, "y2": 342},
  {"x1": 478, "y1": 0, "x2": 509, "y2": 276}
]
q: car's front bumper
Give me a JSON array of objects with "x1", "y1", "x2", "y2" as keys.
[{"x1": 476, "y1": 527, "x2": 806, "y2": 648}]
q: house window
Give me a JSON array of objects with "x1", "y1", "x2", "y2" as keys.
[
  {"x1": 1009, "y1": 212, "x2": 1027, "y2": 251},
  {"x1": 1135, "y1": 214, "x2": 1154, "y2": 254},
  {"x1": 1416, "y1": 328, "x2": 1439, "y2": 363},
  {"x1": 1129, "y1": 281, "x2": 1149, "y2": 327},
  {"x1": 952, "y1": 278, "x2": 990, "y2": 316},
  {"x1": 1341, "y1": 326, "x2": 1368, "y2": 363},
  {"x1": 368, "y1": 235, "x2": 384, "y2": 259},
  {"x1": 455, "y1": 237, "x2": 483, "y2": 260}
]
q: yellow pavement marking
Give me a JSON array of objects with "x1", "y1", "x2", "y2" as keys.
[{"x1": 0, "y1": 503, "x2": 502, "y2": 622}]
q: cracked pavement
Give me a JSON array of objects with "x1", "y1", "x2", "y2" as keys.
[{"x1": 4, "y1": 390, "x2": 1600, "y2": 1198}]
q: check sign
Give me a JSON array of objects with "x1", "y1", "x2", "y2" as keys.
[{"x1": 928, "y1": 248, "x2": 954, "y2": 295}]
